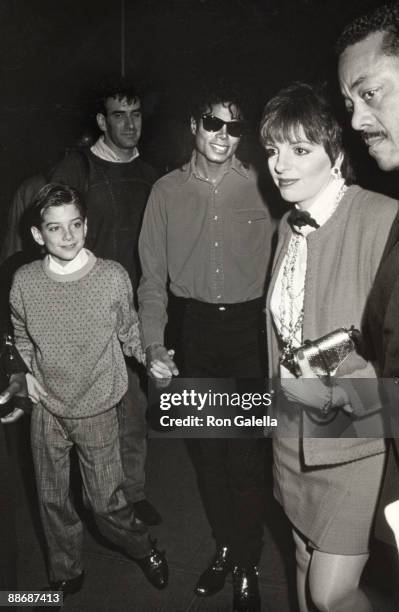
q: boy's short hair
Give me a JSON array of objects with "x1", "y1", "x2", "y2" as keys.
[{"x1": 30, "y1": 183, "x2": 87, "y2": 228}]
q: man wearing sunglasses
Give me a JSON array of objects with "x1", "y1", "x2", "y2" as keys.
[{"x1": 138, "y1": 88, "x2": 274, "y2": 611}]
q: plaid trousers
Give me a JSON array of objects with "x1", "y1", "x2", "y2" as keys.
[
  {"x1": 31, "y1": 402, "x2": 151, "y2": 582},
  {"x1": 119, "y1": 363, "x2": 148, "y2": 504}
]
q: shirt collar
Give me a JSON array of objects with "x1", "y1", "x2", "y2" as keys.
[
  {"x1": 47, "y1": 248, "x2": 89, "y2": 275},
  {"x1": 182, "y1": 153, "x2": 249, "y2": 183},
  {"x1": 91, "y1": 136, "x2": 139, "y2": 163},
  {"x1": 294, "y1": 178, "x2": 346, "y2": 235}
]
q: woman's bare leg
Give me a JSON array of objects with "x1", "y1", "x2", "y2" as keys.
[
  {"x1": 308, "y1": 549, "x2": 371, "y2": 612},
  {"x1": 292, "y1": 529, "x2": 312, "y2": 612}
]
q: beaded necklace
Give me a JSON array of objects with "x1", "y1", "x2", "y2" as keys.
[
  {"x1": 278, "y1": 181, "x2": 348, "y2": 373},
  {"x1": 279, "y1": 233, "x2": 304, "y2": 371}
]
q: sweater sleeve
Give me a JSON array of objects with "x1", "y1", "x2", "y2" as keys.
[
  {"x1": 114, "y1": 266, "x2": 146, "y2": 364},
  {"x1": 137, "y1": 184, "x2": 169, "y2": 348},
  {"x1": 9, "y1": 274, "x2": 33, "y2": 370}
]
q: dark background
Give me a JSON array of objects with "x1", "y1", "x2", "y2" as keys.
[{"x1": 0, "y1": 0, "x2": 397, "y2": 230}]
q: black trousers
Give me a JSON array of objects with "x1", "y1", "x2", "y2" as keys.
[{"x1": 168, "y1": 296, "x2": 267, "y2": 566}]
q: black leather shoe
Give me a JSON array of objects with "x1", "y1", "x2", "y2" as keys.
[
  {"x1": 133, "y1": 499, "x2": 162, "y2": 525},
  {"x1": 49, "y1": 571, "x2": 84, "y2": 595},
  {"x1": 46, "y1": 571, "x2": 84, "y2": 610},
  {"x1": 232, "y1": 566, "x2": 260, "y2": 612},
  {"x1": 135, "y1": 546, "x2": 168, "y2": 589},
  {"x1": 194, "y1": 545, "x2": 232, "y2": 597}
]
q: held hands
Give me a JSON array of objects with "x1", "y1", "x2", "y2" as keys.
[
  {"x1": 281, "y1": 351, "x2": 352, "y2": 415},
  {"x1": 146, "y1": 344, "x2": 179, "y2": 381}
]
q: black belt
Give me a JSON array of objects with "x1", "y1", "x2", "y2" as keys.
[{"x1": 169, "y1": 295, "x2": 264, "y2": 313}]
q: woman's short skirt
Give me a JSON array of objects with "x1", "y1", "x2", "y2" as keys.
[{"x1": 273, "y1": 435, "x2": 385, "y2": 554}]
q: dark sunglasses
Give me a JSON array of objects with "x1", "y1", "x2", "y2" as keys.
[{"x1": 201, "y1": 115, "x2": 244, "y2": 138}]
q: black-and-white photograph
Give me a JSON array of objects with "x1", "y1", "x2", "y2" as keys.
[{"x1": 1, "y1": 1, "x2": 399, "y2": 610}]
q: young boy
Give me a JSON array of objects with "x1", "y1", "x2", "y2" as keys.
[{"x1": 9, "y1": 183, "x2": 168, "y2": 598}]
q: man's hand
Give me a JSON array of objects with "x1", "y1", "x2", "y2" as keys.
[
  {"x1": 26, "y1": 373, "x2": 48, "y2": 404},
  {"x1": 281, "y1": 351, "x2": 352, "y2": 414},
  {"x1": 146, "y1": 344, "x2": 179, "y2": 379},
  {"x1": 0, "y1": 373, "x2": 28, "y2": 424},
  {"x1": 0, "y1": 372, "x2": 27, "y2": 404},
  {"x1": 1, "y1": 407, "x2": 25, "y2": 424}
]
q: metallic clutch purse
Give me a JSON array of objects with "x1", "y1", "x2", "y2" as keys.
[{"x1": 288, "y1": 326, "x2": 360, "y2": 378}]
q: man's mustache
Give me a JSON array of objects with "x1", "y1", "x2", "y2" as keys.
[{"x1": 361, "y1": 130, "x2": 387, "y2": 143}]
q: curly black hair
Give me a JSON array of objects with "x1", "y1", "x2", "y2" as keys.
[
  {"x1": 336, "y1": 2, "x2": 399, "y2": 56},
  {"x1": 189, "y1": 78, "x2": 246, "y2": 122}
]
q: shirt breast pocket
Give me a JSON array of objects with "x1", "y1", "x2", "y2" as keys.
[{"x1": 231, "y1": 209, "x2": 269, "y2": 256}]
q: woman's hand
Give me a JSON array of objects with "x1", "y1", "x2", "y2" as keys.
[{"x1": 281, "y1": 351, "x2": 352, "y2": 414}]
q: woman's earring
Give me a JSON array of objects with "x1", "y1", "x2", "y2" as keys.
[{"x1": 331, "y1": 166, "x2": 342, "y2": 180}]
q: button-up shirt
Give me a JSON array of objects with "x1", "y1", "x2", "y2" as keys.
[{"x1": 138, "y1": 155, "x2": 274, "y2": 347}]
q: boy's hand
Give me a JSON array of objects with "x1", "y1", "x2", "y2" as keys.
[
  {"x1": 26, "y1": 373, "x2": 48, "y2": 404},
  {"x1": 146, "y1": 345, "x2": 179, "y2": 380}
]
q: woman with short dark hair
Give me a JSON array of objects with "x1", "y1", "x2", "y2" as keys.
[{"x1": 260, "y1": 82, "x2": 398, "y2": 612}]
